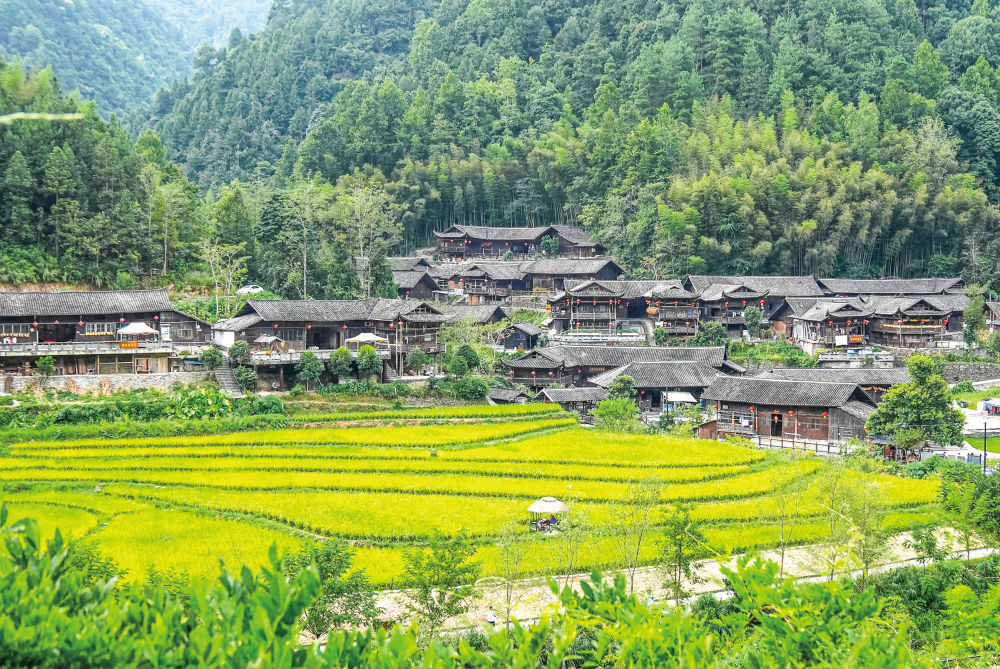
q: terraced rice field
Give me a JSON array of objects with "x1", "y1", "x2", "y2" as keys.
[{"x1": 0, "y1": 407, "x2": 941, "y2": 586}]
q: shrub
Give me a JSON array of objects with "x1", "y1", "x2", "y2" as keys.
[
  {"x1": 199, "y1": 347, "x2": 223, "y2": 370},
  {"x1": 406, "y1": 348, "x2": 431, "y2": 374},
  {"x1": 356, "y1": 345, "x2": 383, "y2": 381},
  {"x1": 451, "y1": 377, "x2": 489, "y2": 401},
  {"x1": 247, "y1": 394, "x2": 285, "y2": 415},
  {"x1": 455, "y1": 344, "x2": 480, "y2": 371},
  {"x1": 35, "y1": 355, "x2": 56, "y2": 377},
  {"x1": 228, "y1": 340, "x2": 249, "y2": 365},
  {"x1": 448, "y1": 356, "x2": 469, "y2": 378},
  {"x1": 233, "y1": 366, "x2": 258, "y2": 393},
  {"x1": 653, "y1": 327, "x2": 669, "y2": 346},
  {"x1": 169, "y1": 386, "x2": 233, "y2": 419},
  {"x1": 289, "y1": 384, "x2": 306, "y2": 397},
  {"x1": 593, "y1": 397, "x2": 641, "y2": 433},
  {"x1": 327, "y1": 346, "x2": 353, "y2": 381},
  {"x1": 295, "y1": 351, "x2": 324, "y2": 389},
  {"x1": 951, "y1": 380, "x2": 974, "y2": 395}
]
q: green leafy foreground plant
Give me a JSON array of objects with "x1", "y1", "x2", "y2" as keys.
[{"x1": 0, "y1": 504, "x2": 934, "y2": 668}]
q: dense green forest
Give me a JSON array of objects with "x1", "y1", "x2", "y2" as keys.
[
  {"x1": 139, "y1": 0, "x2": 1000, "y2": 283},
  {"x1": 0, "y1": 0, "x2": 268, "y2": 116},
  {"x1": 8, "y1": 0, "x2": 1000, "y2": 293}
]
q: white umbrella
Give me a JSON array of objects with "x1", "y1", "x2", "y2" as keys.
[
  {"x1": 116, "y1": 322, "x2": 158, "y2": 336},
  {"x1": 346, "y1": 332, "x2": 389, "y2": 344},
  {"x1": 527, "y1": 496, "x2": 568, "y2": 515}
]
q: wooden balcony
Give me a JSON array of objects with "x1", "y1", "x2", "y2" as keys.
[{"x1": 0, "y1": 341, "x2": 176, "y2": 357}]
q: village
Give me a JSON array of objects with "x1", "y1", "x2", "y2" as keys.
[{"x1": 0, "y1": 223, "x2": 995, "y2": 469}]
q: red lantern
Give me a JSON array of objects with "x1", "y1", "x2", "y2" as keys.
[
  {"x1": 32, "y1": 321, "x2": 38, "y2": 328},
  {"x1": 306, "y1": 324, "x2": 312, "y2": 330},
  {"x1": 548, "y1": 371, "x2": 554, "y2": 376},
  {"x1": 273, "y1": 323, "x2": 279, "y2": 329},
  {"x1": 592, "y1": 300, "x2": 597, "y2": 305},
  {"x1": 119, "y1": 318, "x2": 125, "y2": 323},
  {"x1": 342, "y1": 324, "x2": 348, "y2": 330},
  {"x1": 724, "y1": 301, "x2": 729, "y2": 307},
  {"x1": 822, "y1": 412, "x2": 829, "y2": 419},
  {"x1": 749, "y1": 406, "x2": 755, "y2": 412},
  {"x1": 674, "y1": 300, "x2": 679, "y2": 306},
  {"x1": 640, "y1": 390, "x2": 646, "y2": 395},
  {"x1": 54, "y1": 320, "x2": 59, "y2": 325},
  {"x1": 742, "y1": 300, "x2": 746, "y2": 306},
  {"x1": 759, "y1": 300, "x2": 765, "y2": 305},
  {"x1": 863, "y1": 319, "x2": 869, "y2": 325},
  {"x1": 509, "y1": 371, "x2": 514, "y2": 375},
  {"x1": 685, "y1": 321, "x2": 690, "y2": 326},
  {"x1": 29, "y1": 327, "x2": 35, "y2": 333},
  {"x1": 406, "y1": 291, "x2": 410, "y2": 296},
  {"x1": 531, "y1": 371, "x2": 536, "y2": 376},
  {"x1": 78, "y1": 320, "x2": 84, "y2": 327},
  {"x1": 788, "y1": 410, "x2": 795, "y2": 417},
  {"x1": 691, "y1": 301, "x2": 697, "y2": 307},
  {"x1": 608, "y1": 322, "x2": 614, "y2": 327},
  {"x1": 390, "y1": 323, "x2": 395, "y2": 329},
  {"x1": 154, "y1": 315, "x2": 159, "y2": 321}
]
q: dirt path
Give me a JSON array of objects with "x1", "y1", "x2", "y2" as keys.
[{"x1": 376, "y1": 528, "x2": 993, "y2": 630}]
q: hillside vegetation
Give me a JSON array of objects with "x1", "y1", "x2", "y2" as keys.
[
  {"x1": 139, "y1": 0, "x2": 1000, "y2": 284},
  {"x1": 0, "y1": 0, "x2": 268, "y2": 116}
]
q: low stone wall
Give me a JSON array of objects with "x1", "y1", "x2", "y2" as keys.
[
  {"x1": 942, "y1": 363, "x2": 1000, "y2": 384},
  {"x1": 9, "y1": 371, "x2": 211, "y2": 393}
]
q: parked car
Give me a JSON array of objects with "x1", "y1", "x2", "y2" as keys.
[{"x1": 236, "y1": 284, "x2": 265, "y2": 295}]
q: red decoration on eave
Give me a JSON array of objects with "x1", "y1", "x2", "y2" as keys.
[{"x1": 273, "y1": 323, "x2": 279, "y2": 329}]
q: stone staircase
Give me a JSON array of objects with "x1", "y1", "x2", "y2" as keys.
[{"x1": 215, "y1": 359, "x2": 245, "y2": 399}]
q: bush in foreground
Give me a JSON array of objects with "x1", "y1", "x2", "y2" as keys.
[{"x1": 1, "y1": 504, "x2": 951, "y2": 668}]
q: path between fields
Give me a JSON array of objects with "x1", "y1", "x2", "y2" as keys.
[{"x1": 373, "y1": 528, "x2": 994, "y2": 631}]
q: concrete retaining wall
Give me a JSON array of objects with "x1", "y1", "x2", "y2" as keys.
[{"x1": 9, "y1": 371, "x2": 211, "y2": 393}]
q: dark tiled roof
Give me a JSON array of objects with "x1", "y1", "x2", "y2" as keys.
[
  {"x1": 508, "y1": 322, "x2": 544, "y2": 336},
  {"x1": 839, "y1": 401, "x2": 877, "y2": 421},
  {"x1": 686, "y1": 275, "x2": 824, "y2": 297},
  {"x1": 862, "y1": 296, "x2": 958, "y2": 317},
  {"x1": 756, "y1": 367, "x2": 911, "y2": 386},
  {"x1": 213, "y1": 314, "x2": 265, "y2": 332},
  {"x1": 388, "y1": 257, "x2": 432, "y2": 271},
  {"x1": 525, "y1": 257, "x2": 623, "y2": 277},
  {"x1": 702, "y1": 376, "x2": 866, "y2": 408},
  {"x1": 505, "y1": 345, "x2": 728, "y2": 370},
  {"x1": 589, "y1": 361, "x2": 721, "y2": 389},
  {"x1": 988, "y1": 301, "x2": 1000, "y2": 316},
  {"x1": 795, "y1": 299, "x2": 872, "y2": 322},
  {"x1": 550, "y1": 225, "x2": 597, "y2": 245},
  {"x1": 541, "y1": 387, "x2": 607, "y2": 402},
  {"x1": 240, "y1": 299, "x2": 445, "y2": 324},
  {"x1": 392, "y1": 270, "x2": 436, "y2": 290},
  {"x1": 562, "y1": 279, "x2": 690, "y2": 300},
  {"x1": 818, "y1": 277, "x2": 964, "y2": 295},
  {"x1": 488, "y1": 387, "x2": 532, "y2": 402},
  {"x1": 440, "y1": 304, "x2": 506, "y2": 324},
  {"x1": 433, "y1": 224, "x2": 598, "y2": 246},
  {"x1": 0, "y1": 289, "x2": 172, "y2": 317},
  {"x1": 434, "y1": 225, "x2": 548, "y2": 242}
]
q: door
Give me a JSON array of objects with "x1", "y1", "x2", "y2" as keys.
[{"x1": 770, "y1": 412, "x2": 783, "y2": 437}]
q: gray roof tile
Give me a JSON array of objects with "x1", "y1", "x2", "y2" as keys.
[{"x1": 0, "y1": 289, "x2": 172, "y2": 317}]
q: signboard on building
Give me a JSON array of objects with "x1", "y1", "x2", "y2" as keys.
[
  {"x1": 849, "y1": 335, "x2": 865, "y2": 343},
  {"x1": 120, "y1": 341, "x2": 138, "y2": 349}
]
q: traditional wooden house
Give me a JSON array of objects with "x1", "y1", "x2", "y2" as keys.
[
  {"x1": 753, "y1": 367, "x2": 911, "y2": 403},
  {"x1": 539, "y1": 386, "x2": 606, "y2": 414},
  {"x1": 685, "y1": 275, "x2": 825, "y2": 335},
  {"x1": 988, "y1": 302, "x2": 1000, "y2": 334},
  {"x1": 434, "y1": 224, "x2": 599, "y2": 260},
  {"x1": 487, "y1": 387, "x2": 534, "y2": 405},
  {"x1": 818, "y1": 277, "x2": 965, "y2": 296},
  {"x1": 0, "y1": 289, "x2": 211, "y2": 376},
  {"x1": 864, "y1": 295, "x2": 966, "y2": 348},
  {"x1": 784, "y1": 298, "x2": 873, "y2": 354},
  {"x1": 589, "y1": 361, "x2": 720, "y2": 412},
  {"x1": 353, "y1": 257, "x2": 440, "y2": 300},
  {"x1": 699, "y1": 376, "x2": 876, "y2": 444},
  {"x1": 501, "y1": 322, "x2": 544, "y2": 351},
  {"x1": 503, "y1": 345, "x2": 738, "y2": 389},
  {"x1": 214, "y1": 298, "x2": 448, "y2": 359},
  {"x1": 546, "y1": 279, "x2": 695, "y2": 336}
]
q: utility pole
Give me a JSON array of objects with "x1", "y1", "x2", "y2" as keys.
[{"x1": 985, "y1": 422, "x2": 989, "y2": 474}]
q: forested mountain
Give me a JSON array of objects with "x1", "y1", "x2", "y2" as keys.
[
  {"x1": 142, "y1": 0, "x2": 271, "y2": 48},
  {"x1": 141, "y1": 0, "x2": 1000, "y2": 285},
  {"x1": 0, "y1": 59, "x2": 205, "y2": 286},
  {"x1": 0, "y1": 0, "x2": 270, "y2": 116},
  {"x1": 9, "y1": 0, "x2": 1000, "y2": 295}
]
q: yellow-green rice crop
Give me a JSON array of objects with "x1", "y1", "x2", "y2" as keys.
[
  {"x1": 0, "y1": 455, "x2": 749, "y2": 484},
  {"x1": 1, "y1": 502, "x2": 98, "y2": 542},
  {"x1": 291, "y1": 403, "x2": 566, "y2": 421},
  {"x1": 94, "y1": 509, "x2": 305, "y2": 580},
  {"x1": 0, "y1": 489, "x2": 152, "y2": 515},
  {"x1": 0, "y1": 459, "x2": 814, "y2": 502},
  {"x1": 15, "y1": 418, "x2": 575, "y2": 451}
]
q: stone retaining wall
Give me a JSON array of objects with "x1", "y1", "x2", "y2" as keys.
[
  {"x1": 942, "y1": 363, "x2": 1000, "y2": 383},
  {"x1": 9, "y1": 371, "x2": 210, "y2": 393}
]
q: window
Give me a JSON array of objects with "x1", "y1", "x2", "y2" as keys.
[
  {"x1": 85, "y1": 322, "x2": 116, "y2": 336},
  {"x1": 278, "y1": 328, "x2": 304, "y2": 342},
  {"x1": 0, "y1": 323, "x2": 30, "y2": 336}
]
